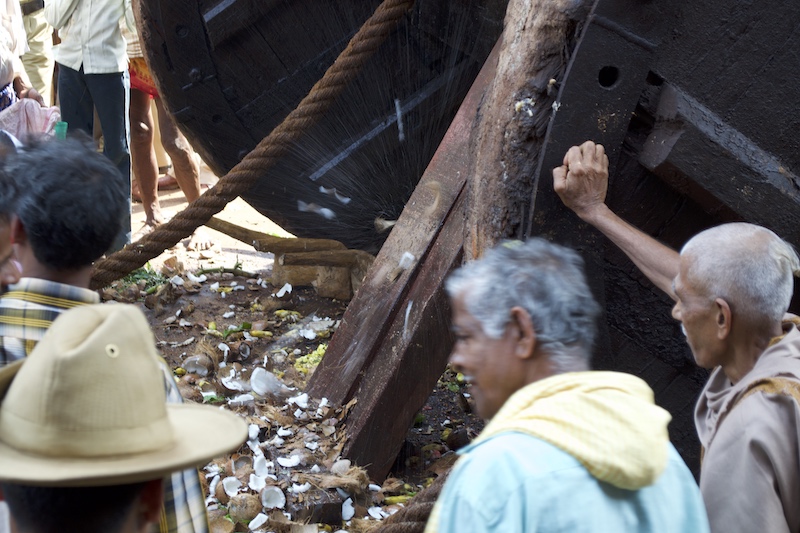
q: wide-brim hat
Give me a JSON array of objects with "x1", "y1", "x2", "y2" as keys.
[{"x1": 0, "y1": 304, "x2": 247, "y2": 487}]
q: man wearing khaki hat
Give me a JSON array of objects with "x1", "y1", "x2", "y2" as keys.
[{"x1": 0, "y1": 303, "x2": 247, "y2": 533}]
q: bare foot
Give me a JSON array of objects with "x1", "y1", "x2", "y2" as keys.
[
  {"x1": 186, "y1": 228, "x2": 214, "y2": 251},
  {"x1": 132, "y1": 222, "x2": 158, "y2": 242},
  {"x1": 158, "y1": 173, "x2": 180, "y2": 190},
  {"x1": 144, "y1": 204, "x2": 165, "y2": 227}
]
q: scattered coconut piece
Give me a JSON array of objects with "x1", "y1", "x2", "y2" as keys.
[
  {"x1": 277, "y1": 455, "x2": 301, "y2": 468},
  {"x1": 186, "y1": 272, "x2": 207, "y2": 283},
  {"x1": 228, "y1": 394, "x2": 254, "y2": 406},
  {"x1": 290, "y1": 482, "x2": 311, "y2": 494},
  {"x1": 229, "y1": 493, "x2": 261, "y2": 523},
  {"x1": 368, "y1": 507, "x2": 387, "y2": 520},
  {"x1": 250, "y1": 368, "x2": 290, "y2": 399},
  {"x1": 260, "y1": 486, "x2": 286, "y2": 509},
  {"x1": 268, "y1": 435, "x2": 285, "y2": 446},
  {"x1": 164, "y1": 315, "x2": 177, "y2": 325},
  {"x1": 249, "y1": 513, "x2": 268, "y2": 530},
  {"x1": 208, "y1": 475, "x2": 221, "y2": 496},
  {"x1": 248, "y1": 474, "x2": 267, "y2": 491},
  {"x1": 310, "y1": 465, "x2": 321, "y2": 473},
  {"x1": 254, "y1": 456, "x2": 273, "y2": 477},
  {"x1": 369, "y1": 484, "x2": 381, "y2": 492},
  {"x1": 342, "y1": 498, "x2": 355, "y2": 521},
  {"x1": 222, "y1": 311, "x2": 235, "y2": 319},
  {"x1": 183, "y1": 354, "x2": 212, "y2": 377},
  {"x1": 248, "y1": 424, "x2": 260, "y2": 441},
  {"x1": 275, "y1": 283, "x2": 292, "y2": 298},
  {"x1": 331, "y1": 459, "x2": 351, "y2": 475},
  {"x1": 178, "y1": 318, "x2": 193, "y2": 327},
  {"x1": 298, "y1": 328, "x2": 316, "y2": 340},
  {"x1": 304, "y1": 441, "x2": 319, "y2": 452},
  {"x1": 170, "y1": 275, "x2": 185, "y2": 286},
  {"x1": 222, "y1": 476, "x2": 241, "y2": 498},
  {"x1": 277, "y1": 427, "x2": 293, "y2": 437},
  {"x1": 287, "y1": 393, "x2": 309, "y2": 409},
  {"x1": 210, "y1": 282, "x2": 220, "y2": 291}
]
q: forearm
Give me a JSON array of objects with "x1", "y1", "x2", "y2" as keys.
[
  {"x1": 11, "y1": 58, "x2": 32, "y2": 94},
  {"x1": 44, "y1": 0, "x2": 81, "y2": 30},
  {"x1": 578, "y1": 204, "x2": 679, "y2": 299}
]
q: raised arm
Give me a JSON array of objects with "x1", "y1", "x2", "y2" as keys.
[{"x1": 553, "y1": 141, "x2": 680, "y2": 300}]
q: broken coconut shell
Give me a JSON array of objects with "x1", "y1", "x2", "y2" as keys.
[
  {"x1": 228, "y1": 493, "x2": 262, "y2": 523},
  {"x1": 207, "y1": 509, "x2": 235, "y2": 533},
  {"x1": 183, "y1": 354, "x2": 213, "y2": 377},
  {"x1": 260, "y1": 485, "x2": 286, "y2": 509}
]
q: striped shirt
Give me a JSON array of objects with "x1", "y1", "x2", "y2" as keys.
[{"x1": 0, "y1": 278, "x2": 209, "y2": 533}]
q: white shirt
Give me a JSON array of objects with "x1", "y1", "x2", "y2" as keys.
[
  {"x1": 44, "y1": 0, "x2": 133, "y2": 73},
  {"x1": 0, "y1": 0, "x2": 27, "y2": 86}
]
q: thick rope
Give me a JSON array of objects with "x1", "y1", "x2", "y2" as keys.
[
  {"x1": 90, "y1": 0, "x2": 415, "y2": 289},
  {"x1": 374, "y1": 471, "x2": 450, "y2": 533}
]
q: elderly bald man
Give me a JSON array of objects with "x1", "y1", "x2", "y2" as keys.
[{"x1": 553, "y1": 140, "x2": 800, "y2": 533}]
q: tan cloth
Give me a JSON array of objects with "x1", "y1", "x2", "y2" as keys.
[
  {"x1": 695, "y1": 318, "x2": 800, "y2": 533},
  {"x1": 20, "y1": 9, "x2": 53, "y2": 105}
]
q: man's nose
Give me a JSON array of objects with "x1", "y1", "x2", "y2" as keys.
[
  {"x1": 449, "y1": 349, "x2": 465, "y2": 371},
  {"x1": 671, "y1": 303, "x2": 682, "y2": 322}
]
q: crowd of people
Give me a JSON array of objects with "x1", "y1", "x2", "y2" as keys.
[
  {"x1": 0, "y1": 1, "x2": 797, "y2": 533},
  {"x1": 0, "y1": 0, "x2": 207, "y2": 251}
]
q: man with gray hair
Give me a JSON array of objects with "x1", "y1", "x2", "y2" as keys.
[
  {"x1": 553, "y1": 140, "x2": 800, "y2": 533},
  {"x1": 425, "y1": 239, "x2": 708, "y2": 532}
]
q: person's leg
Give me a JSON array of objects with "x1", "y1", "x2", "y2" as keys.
[
  {"x1": 154, "y1": 98, "x2": 213, "y2": 250},
  {"x1": 57, "y1": 64, "x2": 94, "y2": 135},
  {"x1": 129, "y1": 88, "x2": 163, "y2": 226},
  {"x1": 154, "y1": 97, "x2": 200, "y2": 202},
  {"x1": 86, "y1": 71, "x2": 131, "y2": 251},
  {"x1": 20, "y1": 11, "x2": 54, "y2": 106}
]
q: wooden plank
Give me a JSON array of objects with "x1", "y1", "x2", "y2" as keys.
[
  {"x1": 279, "y1": 250, "x2": 375, "y2": 268},
  {"x1": 342, "y1": 193, "x2": 465, "y2": 480},
  {"x1": 305, "y1": 41, "x2": 500, "y2": 406}
]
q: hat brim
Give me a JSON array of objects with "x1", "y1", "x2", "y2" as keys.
[{"x1": 0, "y1": 401, "x2": 247, "y2": 487}]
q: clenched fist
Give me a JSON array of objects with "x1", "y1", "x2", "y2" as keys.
[{"x1": 553, "y1": 140, "x2": 609, "y2": 220}]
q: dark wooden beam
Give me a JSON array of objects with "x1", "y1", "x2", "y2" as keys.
[{"x1": 305, "y1": 42, "x2": 500, "y2": 480}]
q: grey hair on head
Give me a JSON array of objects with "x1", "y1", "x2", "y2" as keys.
[
  {"x1": 445, "y1": 238, "x2": 601, "y2": 374},
  {"x1": 681, "y1": 223, "x2": 799, "y2": 326}
]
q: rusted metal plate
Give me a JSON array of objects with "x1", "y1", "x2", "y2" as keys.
[{"x1": 641, "y1": 83, "x2": 800, "y2": 243}]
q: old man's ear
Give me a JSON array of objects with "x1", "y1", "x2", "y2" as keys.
[
  {"x1": 714, "y1": 298, "x2": 732, "y2": 340},
  {"x1": 509, "y1": 306, "x2": 537, "y2": 359}
]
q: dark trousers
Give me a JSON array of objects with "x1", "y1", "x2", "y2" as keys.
[{"x1": 57, "y1": 63, "x2": 131, "y2": 252}]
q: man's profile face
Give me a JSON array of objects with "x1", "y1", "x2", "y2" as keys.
[
  {"x1": 671, "y1": 256, "x2": 724, "y2": 369},
  {"x1": 449, "y1": 292, "x2": 525, "y2": 420}
]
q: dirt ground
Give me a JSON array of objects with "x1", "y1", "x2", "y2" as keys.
[{"x1": 120, "y1": 166, "x2": 483, "y2": 531}]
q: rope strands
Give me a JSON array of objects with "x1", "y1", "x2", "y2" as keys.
[
  {"x1": 373, "y1": 471, "x2": 450, "y2": 533},
  {"x1": 90, "y1": 0, "x2": 415, "y2": 289}
]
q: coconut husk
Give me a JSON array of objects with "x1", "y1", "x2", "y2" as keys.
[{"x1": 298, "y1": 465, "x2": 370, "y2": 495}]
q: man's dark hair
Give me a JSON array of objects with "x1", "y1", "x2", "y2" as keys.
[
  {"x1": 4, "y1": 136, "x2": 127, "y2": 270},
  {"x1": 1, "y1": 481, "x2": 147, "y2": 532}
]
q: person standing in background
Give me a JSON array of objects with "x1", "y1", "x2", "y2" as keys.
[
  {"x1": 18, "y1": 0, "x2": 52, "y2": 106},
  {"x1": 44, "y1": 0, "x2": 132, "y2": 251}
]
